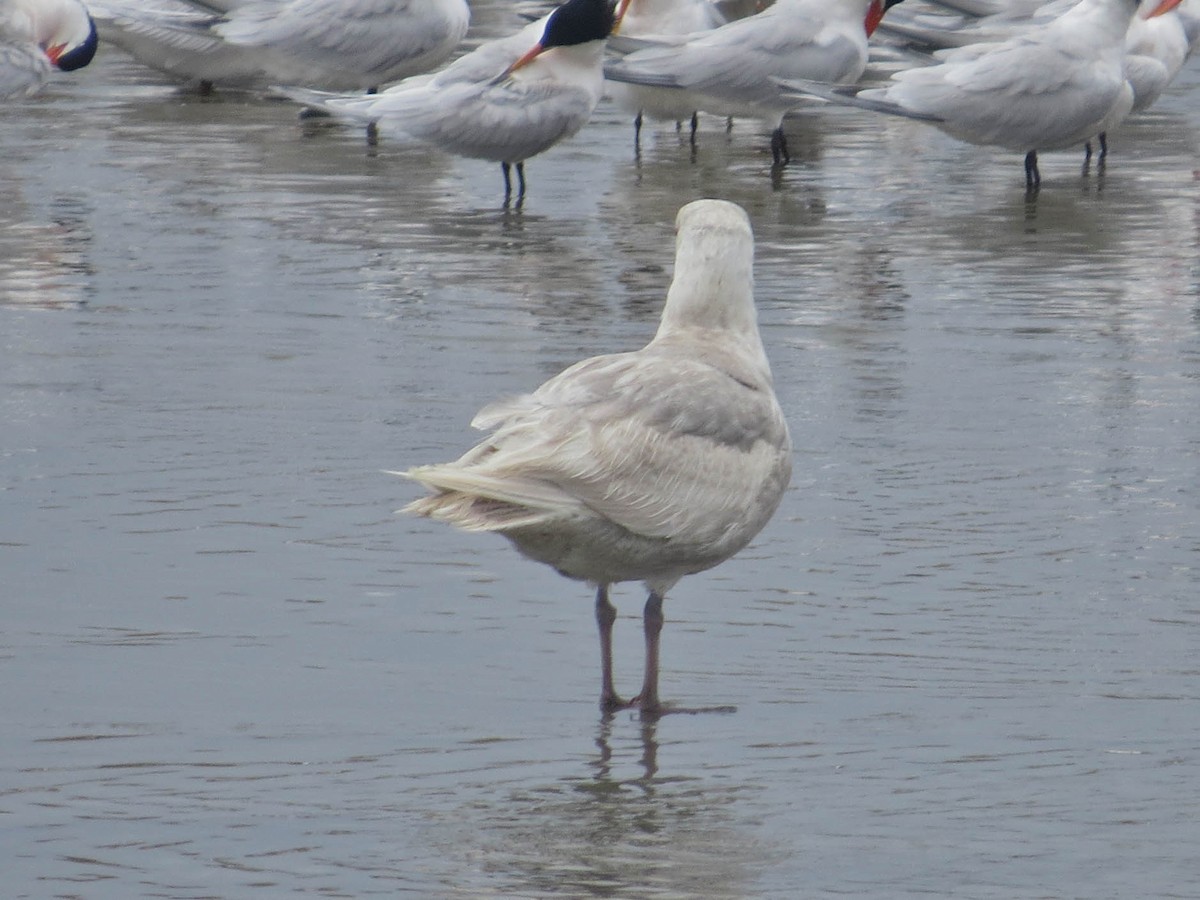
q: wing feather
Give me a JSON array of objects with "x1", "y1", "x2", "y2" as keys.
[
  {"x1": 883, "y1": 34, "x2": 1126, "y2": 148},
  {"x1": 409, "y1": 350, "x2": 790, "y2": 541},
  {"x1": 606, "y1": 7, "x2": 868, "y2": 111},
  {"x1": 0, "y1": 41, "x2": 50, "y2": 99},
  {"x1": 216, "y1": 0, "x2": 467, "y2": 83}
]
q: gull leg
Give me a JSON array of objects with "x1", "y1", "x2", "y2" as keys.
[
  {"x1": 501, "y1": 162, "x2": 513, "y2": 199},
  {"x1": 634, "y1": 591, "x2": 665, "y2": 715},
  {"x1": 515, "y1": 162, "x2": 527, "y2": 199},
  {"x1": 596, "y1": 586, "x2": 627, "y2": 711}
]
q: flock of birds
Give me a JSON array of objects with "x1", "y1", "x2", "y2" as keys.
[
  {"x1": 8, "y1": 0, "x2": 1199, "y2": 712},
  {"x1": 7, "y1": 0, "x2": 1200, "y2": 194}
]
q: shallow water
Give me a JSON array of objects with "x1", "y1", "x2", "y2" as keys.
[{"x1": 4, "y1": 5, "x2": 1200, "y2": 897}]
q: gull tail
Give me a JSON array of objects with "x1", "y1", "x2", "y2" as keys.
[{"x1": 391, "y1": 466, "x2": 586, "y2": 532}]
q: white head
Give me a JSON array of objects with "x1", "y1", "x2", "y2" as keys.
[{"x1": 658, "y1": 199, "x2": 758, "y2": 341}]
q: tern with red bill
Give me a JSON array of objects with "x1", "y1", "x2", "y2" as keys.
[
  {"x1": 2, "y1": 0, "x2": 97, "y2": 99},
  {"x1": 777, "y1": 0, "x2": 1185, "y2": 187},
  {"x1": 604, "y1": 0, "x2": 907, "y2": 165},
  {"x1": 277, "y1": 0, "x2": 614, "y2": 200}
]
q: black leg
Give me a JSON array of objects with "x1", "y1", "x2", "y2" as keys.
[
  {"x1": 771, "y1": 127, "x2": 789, "y2": 167},
  {"x1": 501, "y1": 161, "x2": 513, "y2": 198}
]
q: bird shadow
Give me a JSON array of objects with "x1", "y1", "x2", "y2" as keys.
[{"x1": 604, "y1": 701, "x2": 738, "y2": 723}]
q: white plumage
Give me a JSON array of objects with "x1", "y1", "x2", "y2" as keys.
[
  {"x1": 604, "y1": 0, "x2": 903, "y2": 165},
  {"x1": 605, "y1": 0, "x2": 729, "y2": 145},
  {"x1": 401, "y1": 199, "x2": 793, "y2": 715},
  {"x1": 779, "y1": 0, "x2": 1184, "y2": 186},
  {"x1": 277, "y1": 0, "x2": 614, "y2": 199},
  {"x1": 875, "y1": 0, "x2": 1198, "y2": 163},
  {"x1": 1, "y1": 0, "x2": 97, "y2": 99}
]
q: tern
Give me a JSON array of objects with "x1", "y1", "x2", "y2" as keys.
[
  {"x1": 2, "y1": 0, "x2": 98, "y2": 99},
  {"x1": 277, "y1": 0, "x2": 615, "y2": 200},
  {"x1": 604, "y1": 0, "x2": 907, "y2": 166},
  {"x1": 874, "y1": 0, "x2": 1197, "y2": 164},
  {"x1": 606, "y1": 0, "x2": 729, "y2": 147},
  {"x1": 778, "y1": 0, "x2": 1184, "y2": 187}
]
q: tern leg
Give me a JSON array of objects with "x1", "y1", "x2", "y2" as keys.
[
  {"x1": 771, "y1": 127, "x2": 789, "y2": 167},
  {"x1": 500, "y1": 162, "x2": 527, "y2": 200},
  {"x1": 634, "y1": 591, "x2": 665, "y2": 714},
  {"x1": 634, "y1": 111, "x2": 643, "y2": 150},
  {"x1": 1098, "y1": 132, "x2": 1108, "y2": 162},
  {"x1": 1024, "y1": 150, "x2": 1040, "y2": 189},
  {"x1": 596, "y1": 585, "x2": 627, "y2": 711},
  {"x1": 690, "y1": 112, "x2": 698, "y2": 146}
]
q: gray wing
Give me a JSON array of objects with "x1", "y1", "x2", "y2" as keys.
[
  {"x1": 885, "y1": 33, "x2": 1125, "y2": 148},
  {"x1": 369, "y1": 76, "x2": 598, "y2": 162},
  {"x1": 606, "y1": 10, "x2": 866, "y2": 107},
  {"x1": 89, "y1": 0, "x2": 262, "y2": 80},
  {"x1": 216, "y1": 0, "x2": 467, "y2": 83}
]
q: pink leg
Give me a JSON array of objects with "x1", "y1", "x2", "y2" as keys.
[
  {"x1": 635, "y1": 591, "x2": 665, "y2": 714},
  {"x1": 595, "y1": 585, "x2": 627, "y2": 711}
]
